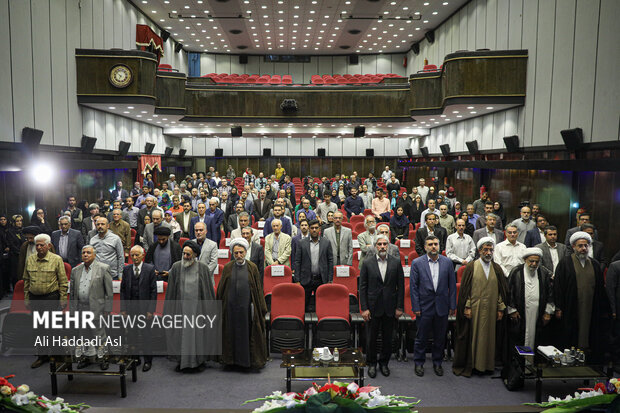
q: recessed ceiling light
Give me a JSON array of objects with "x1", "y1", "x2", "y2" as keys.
[
  {"x1": 470, "y1": 111, "x2": 477, "y2": 114},
  {"x1": 452, "y1": 111, "x2": 459, "y2": 114},
  {"x1": 108, "y1": 106, "x2": 116, "y2": 109},
  {"x1": 432, "y1": 11, "x2": 438, "y2": 15},
  {"x1": 486, "y1": 106, "x2": 494, "y2": 110},
  {"x1": 467, "y1": 106, "x2": 474, "y2": 109},
  {"x1": 423, "y1": 20, "x2": 429, "y2": 23},
  {"x1": 456, "y1": 115, "x2": 462, "y2": 118},
  {"x1": 123, "y1": 111, "x2": 130, "y2": 114}
]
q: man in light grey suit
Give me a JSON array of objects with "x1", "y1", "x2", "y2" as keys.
[
  {"x1": 472, "y1": 213, "x2": 505, "y2": 251},
  {"x1": 69, "y1": 245, "x2": 113, "y2": 370},
  {"x1": 197, "y1": 221, "x2": 218, "y2": 285},
  {"x1": 357, "y1": 215, "x2": 378, "y2": 268},
  {"x1": 323, "y1": 211, "x2": 353, "y2": 266},
  {"x1": 142, "y1": 210, "x2": 172, "y2": 251},
  {"x1": 535, "y1": 225, "x2": 566, "y2": 277},
  {"x1": 264, "y1": 219, "x2": 292, "y2": 267}
]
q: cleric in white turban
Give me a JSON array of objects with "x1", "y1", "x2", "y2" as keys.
[
  {"x1": 553, "y1": 230, "x2": 610, "y2": 355},
  {"x1": 476, "y1": 236, "x2": 495, "y2": 250},
  {"x1": 217, "y1": 232, "x2": 268, "y2": 369},
  {"x1": 521, "y1": 247, "x2": 543, "y2": 260}
]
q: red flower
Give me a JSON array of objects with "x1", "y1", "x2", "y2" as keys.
[
  {"x1": 594, "y1": 383, "x2": 607, "y2": 394},
  {"x1": 319, "y1": 383, "x2": 340, "y2": 393}
]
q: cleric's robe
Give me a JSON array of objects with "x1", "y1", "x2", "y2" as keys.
[
  {"x1": 217, "y1": 259, "x2": 268, "y2": 369},
  {"x1": 163, "y1": 260, "x2": 217, "y2": 369},
  {"x1": 554, "y1": 254, "x2": 610, "y2": 359},
  {"x1": 506, "y1": 264, "x2": 554, "y2": 349},
  {"x1": 453, "y1": 259, "x2": 508, "y2": 377}
]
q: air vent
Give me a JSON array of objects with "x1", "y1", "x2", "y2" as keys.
[
  {"x1": 229, "y1": 29, "x2": 242, "y2": 34},
  {"x1": 339, "y1": 45, "x2": 350, "y2": 49},
  {"x1": 348, "y1": 29, "x2": 361, "y2": 35},
  {"x1": 237, "y1": 45, "x2": 248, "y2": 50}
]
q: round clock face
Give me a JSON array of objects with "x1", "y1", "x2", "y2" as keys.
[{"x1": 109, "y1": 65, "x2": 133, "y2": 88}]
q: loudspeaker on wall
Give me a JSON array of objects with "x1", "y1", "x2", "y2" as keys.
[
  {"x1": 215, "y1": 148, "x2": 224, "y2": 157},
  {"x1": 317, "y1": 148, "x2": 326, "y2": 157},
  {"x1": 81, "y1": 135, "x2": 97, "y2": 153}
]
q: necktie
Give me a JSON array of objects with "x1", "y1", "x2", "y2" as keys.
[
  {"x1": 336, "y1": 230, "x2": 341, "y2": 265},
  {"x1": 134, "y1": 266, "x2": 140, "y2": 279}
]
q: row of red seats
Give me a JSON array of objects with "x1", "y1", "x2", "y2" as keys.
[
  {"x1": 419, "y1": 64, "x2": 443, "y2": 73},
  {"x1": 311, "y1": 73, "x2": 404, "y2": 84},
  {"x1": 203, "y1": 73, "x2": 293, "y2": 84}
]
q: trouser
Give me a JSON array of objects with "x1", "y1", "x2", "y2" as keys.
[
  {"x1": 367, "y1": 314, "x2": 396, "y2": 366},
  {"x1": 414, "y1": 313, "x2": 448, "y2": 366},
  {"x1": 29, "y1": 291, "x2": 61, "y2": 357},
  {"x1": 303, "y1": 275, "x2": 323, "y2": 312},
  {"x1": 76, "y1": 302, "x2": 106, "y2": 357}
]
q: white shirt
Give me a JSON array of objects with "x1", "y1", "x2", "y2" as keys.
[
  {"x1": 419, "y1": 208, "x2": 439, "y2": 228},
  {"x1": 427, "y1": 256, "x2": 439, "y2": 291},
  {"x1": 494, "y1": 240, "x2": 527, "y2": 277},
  {"x1": 446, "y1": 232, "x2": 475, "y2": 263},
  {"x1": 381, "y1": 170, "x2": 392, "y2": 181},
  {"x1": 134, "y1": 262, "x2": 143, "y2": 277},
  {"x1": 546, "y1": 242, "x2": 560, "y2": 273},
  {"x1": 480, "y1": 259, "x2": 491, "y2": 279},
  {"x1": 376, "y1": 254, "x2": 388, "y2": 282}
]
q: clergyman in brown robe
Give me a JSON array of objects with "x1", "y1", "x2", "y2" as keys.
[{"x1": 453, "y1": 237, "x2": 508, "y2": 377}]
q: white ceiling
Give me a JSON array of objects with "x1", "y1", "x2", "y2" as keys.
[{"x1": 139, "y1": 0, "x2": 468, "y2": 54}]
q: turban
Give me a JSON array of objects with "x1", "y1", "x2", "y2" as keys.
[
  {"x1": 182, "y1": 240, "x2": 201, "y2": 256},
  {"x1": 522, "y1": 247, "x2": 543, "y2": 259},
  {"x1": 229, "y1": 238, "x2": 249, "y2": 252},
  {"x1": 569, "y1": 231, "x2": 592, "y2": 245},
  {"x1": 476, "y1": 236, "x2": 495, "y2": 249},
  {"x1": 23, "y1": 226, "x2": 41, "y2": 235},
  {"x1": 154, "y1": 226, "x2": 171, "y2": 236}
]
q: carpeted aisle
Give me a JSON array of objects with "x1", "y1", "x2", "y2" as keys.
[{"x1": 0, "y1": 353, "x2": 594, "y2": 410}]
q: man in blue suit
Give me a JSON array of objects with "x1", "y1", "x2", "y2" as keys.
[
  {"x1": 410, "y1": 234, "x2": 457, "y2": 377},
  {"x1": 524, "y1": 215, "x2": 547, "y2": 248},
  {"x1": 205, "y1": 198, "x2": 224, "y2": 245},
  {"x1": 52, "y1": 216, "x2": 84, "y2": 268}
]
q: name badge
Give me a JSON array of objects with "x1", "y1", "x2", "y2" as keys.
[
  {"x1": 112, "y1": 280, "x2": 121, "y2": 294},
  {"x1": 403, "y1": 266, "x2": 411, "y2": 277},
  {"x1": 156, "y1": 280, "x2": 164, "y2": 293},
  {"x1": 258, "y1": 230, "x2": 264, "y2": 238},
  {"x1": 218, "y1": 249, "x2": 229, "y2": 259},
  {"x1": 225, "y1": 237, "x2": 231, "y2": 246},
  {"x1": 214, "y1": 265, "x2": 219, "y2": 275},
  {"x1": 357, "y1": 251, "x2": 361, "y2": 259},
  {"x1": 336, "y1": 266, "x2": 350, "y2": 277},
  {"x1": 352, "y1": 239, "x2": 360, "y2": 249},
  {"x1": 258, "y1": 221, "x2": 265, "y2": 228},
  {"x1": 400, "y1": 239, "x2": 411, "y2": 248},
  {"x1": 271, "y1": 265, "x2": 285, "y2": 276}
]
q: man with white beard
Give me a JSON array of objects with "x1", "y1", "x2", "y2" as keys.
[
  {"x1": 505, "y1": 248, "x2": 554, "y2": 350},
  {"x1": 164, "y1": 240, "x2": 216, "y2": 373}
]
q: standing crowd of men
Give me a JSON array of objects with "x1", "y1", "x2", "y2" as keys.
[{"x1": 2, "y1": 164, "x2": 619, "y2": 379}]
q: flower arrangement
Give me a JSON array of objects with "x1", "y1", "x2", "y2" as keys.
[
  {"x1": 525, "y1": 378, "x2": 620, "y2": 412},
  {"x1": 243, "y1": 380, "x2": 419, "y2": 413},
  {"x1": 0, "y1": 375, "x2": 89, "y2": 413}
]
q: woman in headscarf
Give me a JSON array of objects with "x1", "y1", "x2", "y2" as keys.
[
  {"x1": 337, "y1": 184, "x2": 346, "y2": 203},
  {"x1": 426, "y1": 186, "x2": 437, "y2": 202},
  {"x1": 295, "y1": 211, "x2": 307, "y2": 228},
  {"x1": 396, "y1": 190, "x2": 414, "y2": 223},
  {"x1": 321, "y1": 211, "x2": 334, "y2": 232},
  {"x1": 228, "y1": 187, "x2": 240, "y2": 205},
  {"x1": 493, "y1": 201, "x2": 507, "y2": 228},
  {"x1": 450, "y1": 201, "x2": 462, "y2": 218},
  {"x1": 458, "y1": 212, "x2": 475, "y2": 237},
  {"x1": 411, "y1": 194, "x2": 425, "y2": 225},
  {"x1": 285, "y1": 187, "x2": 296, "y2": 209},
  {"x1": 389, "y1": 190, "x2": 399, "y2": 211},
  {"x1": 311, "y1": 182, "x2": 322, "y2": 200},
  {"x1": 409, "y1": 186, "x2": 419, "y2": 200},
  {"x1": 30, "y1": 208, "x2": 52, "y2": 235},
  {"x1": 307, "y1": 191, "x2": 318, "y2": 210},
  {"x1": 330, "y1": 189, "x2": 342, "y2": 208},
  {"x1": 159, "y1": 192, "x2": 173, "y2": 210},
  {"x1": 389, "y1": 206, "x2": 410, "y2": 244},
  {"x1": 264, "y1": 184, "x2": 277, "y2": 202}
]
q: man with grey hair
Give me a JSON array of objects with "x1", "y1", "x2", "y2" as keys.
[
  {"x1": 494, "y1": 224, "x2": 526, "y2": 276},
  {"x1": 446, "y1": 219, "x2": 476, "y2": 272},
  {"x1": 453, "y1": 237, "x2": 508, "y2": 377},
  {"x1": 89, "y1": 217, "x2": 124, "y2": 280},
  {"x1": 241, "y1": 226, "x2": 264, "y2": 284},
  {"x1": 70, "y1": 244, "x2": 113, "y2": 370},
  {"x1": 230, "y1": 212, "x2": 259, "y2": 243},
  {"x1": 264, "y1": 218, "x2": 292, "y2": 267},
  {"x1": 357, "y1": 215, "x2": 378, "y2": 267},
  {"x1": 360, "y1": 234, "x2": 404, "y2": 378},
  {"x1": 323, "y1": 211, "x2": 353, "y2": 266},
  {"x1": 196, "y1": 222, "x2": 218, "y2": 285},
  {"x1": 510, "y1": 205, "x2": 536, "y2": 244},
  {"x1": 52, "y1": 215, "x2": 84, "y2": 268},
  {"x1": 438, "y1": 204, "x2": 455, "y2": 235},
  {"x1": 81, "y1": 203, "x2": 100, "y2": 243},
  {"x1": 472, "y1": 213, "x2": 505, "y2": 249},
  {"x1": 109, "y1": 208, "x2": 132, "y2": 258},
  {"x1": 24, "y1": 233, "x2": 68, "y2": 368},
  {"x1": 553, "y1": 232, "x2": 610, "y2": 353},
  {"x1": 253, "y1": 189, "x2": 272, "y2": 222},
  {"x1": 142, "y1": 209, "x2": 171, "y2": 251}
]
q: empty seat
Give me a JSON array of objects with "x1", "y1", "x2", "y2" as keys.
[
  {"x1": 158, "y1": 64, "x2": 173, "y2": 72},
  {"x1": 282, "y1": 75, "x2": 293, "y2": 84},
  {"x1": 263, "y1": 264, "x2": 293, "y2": 309},
  {"x1": 332, "y1": 265, "x2": 360, "y2": 313},
  {"x1": 269, "y1": 75, "x2": 281, "y2": 84},
  {"x1": 270, "y1": 283, "x2": 306, "y2": 352},
  {"x1": 423, "y1": 64, "x2": 438, "y2": 72},
  {"x1": 179, "y1": 237, "x2": 189, "y2": 248},
  {"x1": 315, "y1": 284, "x2": 351, "y2": 348},
  {"x1": 396, "y1": 239, "x2": 415, "y2": 264}
]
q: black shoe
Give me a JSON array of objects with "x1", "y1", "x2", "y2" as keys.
[
  {"x1": 134, "y1": 358, "x2": 142, "y2": 367},
  {"x1": 368, "y1": 365, "x2": 377, "y2": 378},
  {"x1": 142, "y1": 362, "x2": 151, "y2": 372},
  {"x1": 380, "y1": 365, "x2": 390, "y2": 377},
  {"x1": 31, "y1": 357, "x2": 47, "y2": 369},
  {"x1": 77, "y1": 359, "x2": 90, "y2": 369},
  {"x1": 100, "y1": 361, "x2": 109, "y2": 370},
  {"x1": 415, "y1": 365, "x2": 424, "y2": 377},
  {"x1": 433, "y1": 365, "x2": 444, "y2": 376}
]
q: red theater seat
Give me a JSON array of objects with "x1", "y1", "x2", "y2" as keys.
[
  {"x1": 282, "y1": 75, "x2": 293, "y2": 84},
  {"x1": 315, "y1": 284, "x2": 351, "y2": 348},
  {"x1": 269, "y1": 283, "x2": 306, "y2": 352}
]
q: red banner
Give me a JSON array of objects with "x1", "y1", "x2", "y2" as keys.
[
  {"x1": 138, "y1": 155, "x2": 161, "y2": 185},
  {"x1": 136, "y1": 24, "x2": 164, "y2": 64}
]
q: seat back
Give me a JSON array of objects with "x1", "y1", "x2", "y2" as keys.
[
  {"x1": 154, "y1": 281, "x2": 168, "y2": 316},
  {"x1": 179, "y1": 237, "x2": 189, "y2": 248},
  {"x1": 271, "y1": 283, "x2": 305, "y2": 323},
  {"x1": 315, "y1": 284, "x2": 349, "y2": 322},
  {"x1": 353, "y1": 222, "x2": 366, "y2": 234},
  {"x1": 332, "y1": 265, "x2": 359, "y2": 297},
  {"x1": 64, "y1": 262, "x2": 72, "y2": 280},
  {"x1": 263, "y1": 264, "x2": 293, "y2": 296},
  {"x1": 349, "y1": 215, "x2": 365, "y2": 226},
  {"x1": 407, "y1": 250, "x2": 419, "y2": 263},
  {"x1": 403, "y1": 284, "x2": 416, "y2": 320},
  {"x1": 396, "y1": 239, "x2": 415, "y2": 262},
  {"x1": 457, "y1": 265, "x2": 466, "y2": 283},
  {"x1": 9, "y1": 280, "x2": 29, "y2": 313}
]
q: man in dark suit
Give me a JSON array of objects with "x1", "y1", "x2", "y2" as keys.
[
  {"x1": 189, "y1": 202, "x2": 210, "y2": 240},
  {"x1": 410, "y1": 235, "x2": 456, "y2": 377},
  {"x1": 415, "y1": 212, "x2": 447, "y2": 257},
  {"x1": 110, "y1": 181, "x2": 129, "y2": 202},
  {"x1": 174, "y1": 200, "x2": 197, "y2": 239},
  {"x1": 121, "y1": 245, "x2": 157, "y2": 372},
  {"x1": 524, "y1": 215, "x2": 547, "y2": 248},
  {"x1": 535, "y1": 225, "x2": 567, "y2": 277},
  {"x1": 241, "y1": 226, "x2": 264, "y2": 284},
  {"x1": 582, "y1": 223, "x2": 607, "y2": 269},
  {"x1": 291, "y1": 219, "x2": 310, "y2": 273},
  {"x1": 144, "y1": 226, "x2": 182, "y2": 281},
  {"x1": 225, "y1": 202, "x2": 245, "y2": 236},
  {"x1": 137, "y1": 196, "x2": 159, "y2": 237},
  {"x1": 52, "y1": 216, "x2": 84, "y2": 268},
  {"x1": 359, "y1": 234, "x2": 405, "y2": 378},
  {"x1": 472, "y1": 213, "x2": 505, "y2": 252},
  {"x1": 253, "y1": 189, "x2": 272, "y2": 222},
  {"x1": 293, "y1": 219, "x2": 334, "y2": 311},
  {"x1": 205, "y1": 198, "x2": 224, "y2": 245},
  {"x1": 81, "y1": 203, "x2": 100, "y2": 243}
]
